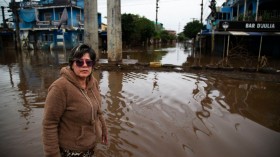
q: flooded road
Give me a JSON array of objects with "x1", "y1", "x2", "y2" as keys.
[{"x1": 0, "y1": 45, "x2": 280, "y2": 157}]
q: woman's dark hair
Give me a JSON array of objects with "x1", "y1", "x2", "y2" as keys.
[{"x1": 68, "y1": 44, "x2": 96, "y2": 67}]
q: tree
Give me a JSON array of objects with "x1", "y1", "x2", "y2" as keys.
[
  {"x1": 183, "y1": 20, "x2": 203, "y2": 40},
  {"x1": 121, "y1": 13, "x2": 136, "y2": 47},
  {"x1": 134, "y1": 16, "x2": 155, "y2": 45},
  {"x1": 121, "y1": 14, "x2": 155, "y2": 47},
  {"x1": 177, "y1": 32, "x2": 187, "y2": 42},
  {"x1": 160, "y1": 30, "x2": 170, "y2": 44},
  {"x1": 209, "y1": 0, "x2": 217, "y2": 26},
  {"x1": 159, "y1": 30, "x2": 177, "y2": 44}
]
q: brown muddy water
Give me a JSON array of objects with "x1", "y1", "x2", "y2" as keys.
[{"x1": 0, "y1": 45, "x2": 280, "y2": 157}]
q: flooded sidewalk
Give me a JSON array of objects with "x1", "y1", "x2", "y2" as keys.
[{"x1": 96, "y1": 43, "x2": 280, "y2": 76}]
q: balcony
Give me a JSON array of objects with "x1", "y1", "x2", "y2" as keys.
[
  {"x1": 233, "y1": 10, "x2": 280, "y2": 22},
  {"x1": 41, "y1": 0, "x2": 77, "y2": 6},
  {"x1": 258, "y1": 10, "x2": 280, "y2": 21},
  {"x1": 35, "y1": 20, "x2": 73, "y2": 30},
  {"x1": 19, "y1": 0, "x2": 78, "y2": 8}
]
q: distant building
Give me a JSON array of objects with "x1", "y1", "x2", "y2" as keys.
[
  {"x1": 165, "y1": 30, "x2": 176, "y2": 36},
  {"x1": 101, "y1": 23, "x2": 107, "y2": 32}
]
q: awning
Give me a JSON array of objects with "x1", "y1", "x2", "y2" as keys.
[
  {"x1": 229, "y1": 31, "x2": 250, "y2": 36},
  {"x1": 19, "y1": 9, "x2": 36, "y2": 23},
  {"x1": 201, "y1": 31, "x2": 280, "y2": 36}
]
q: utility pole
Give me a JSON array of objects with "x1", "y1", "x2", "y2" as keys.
[
  {"x1": 1, "y1": 6, "x2": 8, "y2": 28},
  {"x1": 155, "y1": 0, "x2": 159, "y2": 31},
  {"x1": 107, "y1": 0, "x2": 122, "y2": 62},
  {"x1": 191, "y1": 18, "x2": 197, "y2": 22},
  {"x1": 199, "y1": 0, "x2": 204, "y2": 66},
  {"x1": 243, "y1": 0, "x2": 247, "y2": 21},
  {"x1": 10, "y1": 0, "x2": 21, "y2": 51},
  {"x1": 84, "y1": 0, "x2": 99, "y2": 59},
  {"x1": 200, "y1": 0, "x2": 203, "y2": 24},
  {"x1": 209, "y1": 0, "x2": 216, "y2": 55},
  {"x1": 255, "y1": 0, "x2": 259, "y2": 21}
]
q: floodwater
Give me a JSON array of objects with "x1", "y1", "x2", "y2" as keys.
[{"x1": 0, "y1": 44, "x2": 280, "y2": 157}]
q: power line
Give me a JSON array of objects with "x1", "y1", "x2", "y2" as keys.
[
  {"x1": 203, "y1": 0, "x2": 210, "y2": 22},
  {"x1": 0, "y1": 0, "x2": 11, "y2": 24},
  {"x1": 110, "y1": 0, "x2": 189, "y2": 8},
  {"x1": 0, "y1": 0, "x2": 9, "y2": 6}
]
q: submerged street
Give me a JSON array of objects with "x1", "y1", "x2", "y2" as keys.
[{"x1": 0, "y1": 44, "x2": 280, "y2": 157}]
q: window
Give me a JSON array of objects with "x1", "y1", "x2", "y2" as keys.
[
  {"x1": 44, "y1": 13, "x2": 52, "y2": 21},
  {"x1": 78, "y1": 33, "x2": 83, "y2": 42},
  {"x1": 58, "y1": 12, "x2": 62, "y2": 20},
  {"x1": 29, "y1": 34, "x2": 35, "y2": 42},
  {"x1": 76, "y1": 13, "x2": 80, "y2": 22},
  {"x1": 42, "y1": 34, "x2": 53, "y2": 42}
]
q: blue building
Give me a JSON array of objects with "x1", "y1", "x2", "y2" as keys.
[
  {"x1": 201, "y1": 0, "x2": 280, "y2": 59},
  {"x1": 11, "y1": 0, "x2": 103, "y2": 50}
]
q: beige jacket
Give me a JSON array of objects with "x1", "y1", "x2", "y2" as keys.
[{"x1": 42, "y1": 67, "x2": 107, "y2": 157}]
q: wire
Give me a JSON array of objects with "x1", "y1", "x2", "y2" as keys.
[
  {"x1": 0, "y1": 0, "x2": 11, "y2": 24},
  {"x1": 1, "y1": 0, "x2": 9, "y2": 6},
  {"x1": 203, "y1": 0, "x2": 211, "y2": 22}
]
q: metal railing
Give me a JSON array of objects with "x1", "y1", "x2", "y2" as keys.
[
  {"x1": 258, "y1": 10, "x2": 280, "y2": 21},
  {"x1": 20, "y1": 0, "x2": 78, "y2": 8},
  {"x1": 231, "y1": 10, "x2": 280, "y2": 22}
]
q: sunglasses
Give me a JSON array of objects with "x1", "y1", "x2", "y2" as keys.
[{"x1": 74, "y1": 59, "x2": 94, "y2": 67}]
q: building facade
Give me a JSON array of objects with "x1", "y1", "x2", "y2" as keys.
[
  {"x1": 202, "y1": 0, "x2": 280, "y2": 59},
  {"x1": 10, "y1": 0, "x2": 102, "y2": 50}
]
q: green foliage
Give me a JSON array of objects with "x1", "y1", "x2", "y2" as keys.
[
  {"x1": 159, "y1": 30, "x2": 177, "y2": 44},
  {"x1": 122, "y1": 13, "x2": 155, "y2": 46},
  {"x1": 177, "y1": 32, "x2": 187, "y2": 42},
  {"x1": 212, "y1": 21, "x2": 216, "y2": 26},
  {"x1": 121, "y1": 13, "x2": 136, "y2": 45},
  {"x1": 262, "y1": 12, "x2": 270, "y2": 21},
  {"x1": 169, "y1": 33, "x2": 176, "y2": 41},
  {"x1": 135, "y1": 17, "x2": 155, "y2": 42},
  {"x1": 238, "y1": 13, "x2": 244, "y2": 21},
  {"x1": 122, "y1": 13, "x2": 178, "y2": 46},
  {"x1": 160, "y1": 30, "x2": 170, "y2": 43},
  {"x1": 183, "y1": 20, "x2": 203, "y2": 39}
]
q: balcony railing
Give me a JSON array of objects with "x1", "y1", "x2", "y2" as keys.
[
  {"x1": 20, "y1": 0, "x2": 78, "y2": 8},
  {"x1": 35, "y1": 20, "x2": 70, "y2": 29},
  {"x1": 40, "y1": 0, "x2": 77, "y2": 6},
  {"x1": 35, "y1": 20, "x2": 84, "y2": 30},
  {"x1": 232, "y1": 10, "x2": 280, "y2": 22},
  {"x1": 258, "y1": 10, "x2": 280, "y2": 21}
]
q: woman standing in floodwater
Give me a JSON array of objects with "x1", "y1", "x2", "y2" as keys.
[{"x1": 42, "y1": 44, "x2": 108, "y2": 157}]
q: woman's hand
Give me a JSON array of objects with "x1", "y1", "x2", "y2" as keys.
[{"x1": 102, "y1": 133, "x2": 108, "y2": 145}]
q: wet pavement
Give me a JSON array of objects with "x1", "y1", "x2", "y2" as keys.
[{"x1": 0, "y1": 44, "x2": 280, "y2": 157}]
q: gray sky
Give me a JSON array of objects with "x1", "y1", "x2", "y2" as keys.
[
  {"x1": 98, "y1": 0, "x2": 225, "y2": 33},
  {"x1": 1, "y1": 0, "x2": 225, "y2": 33}
]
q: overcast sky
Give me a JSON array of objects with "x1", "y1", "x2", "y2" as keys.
[{"x1": 98, "y1": 0, "x2": 225, "y2": 33}]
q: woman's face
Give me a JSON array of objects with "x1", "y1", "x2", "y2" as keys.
[{"x1": 72, "y1": 53, "x2": 93, "y2": 79}]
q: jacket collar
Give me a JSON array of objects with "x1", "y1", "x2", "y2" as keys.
[{"x1": 60, "y1": 66, "x2": 94, "y2": 89}]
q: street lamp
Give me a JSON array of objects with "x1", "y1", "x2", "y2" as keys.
[
  {"x1": 222, "y1": 21, "x2": 230, "y2": 66},
  {"x1": 222, "y1": 21, "x2": 229, "y2": 31}
]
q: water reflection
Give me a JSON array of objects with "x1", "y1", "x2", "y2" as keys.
[
  {"x1": 0, "y1": 47, "x2": 280, "y2": 157},
  {"x1": 97, "y1": 71, "x2": 280, "y2": 157},
  {"x1": 152, "y1": 72, "x2": 159, "y2": 92},
  {"x1": 101, "y1": 43, "x2": 191, "y2": 66},
  {"x1": 105, "y1": 72, "x2": 135, "y2": 156}
]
